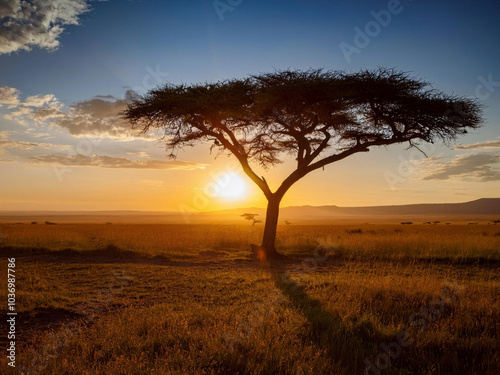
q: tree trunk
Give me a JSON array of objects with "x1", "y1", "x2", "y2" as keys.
[{"x1": 260, "y1": 196, "x2": 283, "y2": 260}]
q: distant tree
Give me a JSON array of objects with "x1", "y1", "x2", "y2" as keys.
[
  {"x1": 401, "y1": 222, "x2": 413, "y2": 225},
  {"x1": 125, "y1": 68, "x2": 482, "y2": 259},
  {"x1": 241, "y1": 213, "x2": 260, "y2": 226},
  {"x1": 284, "y1": 220, "x2": 292, "y2": 226}
]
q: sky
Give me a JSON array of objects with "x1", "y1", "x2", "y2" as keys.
[{"x1": 0, "y1": 0, "x2": 499, "y2": 211}]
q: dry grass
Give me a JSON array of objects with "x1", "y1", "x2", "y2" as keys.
[{"x1": 0, "y1": 223, "x2": 498, "y2": 374}]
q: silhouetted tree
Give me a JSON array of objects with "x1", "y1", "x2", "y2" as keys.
[
  {"x1": 241, "y1": 213, "x2": 261, "y2": 225},
  {"x1": 241, "y1": 213, "x2": 258, "y2": 221},
  {"x1": 124, "y1": 68, "x2": 482, "y2": 259}
]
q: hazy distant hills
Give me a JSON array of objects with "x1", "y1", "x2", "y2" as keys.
[
  {"x1": 0, "y1": 199, "x2": 498, "y2": 224},
  {"x1": 279, "y1": 198, "x2": 500, "y2": 217},
  {"x1": 212, "y1": 198, "x2": 500, "y2": 222}
]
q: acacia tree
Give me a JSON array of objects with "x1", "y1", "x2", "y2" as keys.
[{"x1": 124, "y1": 68, "x2": 481, "y2": 259}]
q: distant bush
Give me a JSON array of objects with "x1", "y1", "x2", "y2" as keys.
[
  {"x1": 345, "y1": 228, "x2": 363, "y2": 234},
  {"x1": 401, "y1": 222, "x2": 413, "y2": 225},
  {"x1": 45, "y1": 221, "x2": 57, "y2": 225},
  {"x1": 31, "y1": 221, "x2": 37, "y2": 225}
]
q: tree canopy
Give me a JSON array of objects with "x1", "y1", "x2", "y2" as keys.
[{"x1": 125, "y1": 68, "x2": 481, "y2": 198}]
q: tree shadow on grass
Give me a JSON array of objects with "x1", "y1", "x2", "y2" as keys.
[{"x1": 269, "y1": 262, "x2": 390, "y2": 375}]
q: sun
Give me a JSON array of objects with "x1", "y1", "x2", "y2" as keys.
[{"x1": 211, "y1": 172, "x2": 247, "y2": 200}]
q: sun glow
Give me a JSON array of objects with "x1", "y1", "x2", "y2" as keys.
[{"x1": 210, "y1": 172, "x2": 248, "y2": 200}]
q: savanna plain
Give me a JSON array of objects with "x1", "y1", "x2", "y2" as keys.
[{"x1": 0, "y1": 221, "x2": 498, "y2": 375}]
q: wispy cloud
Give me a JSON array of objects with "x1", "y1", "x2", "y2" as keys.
[
  {"x1": 0, "y1": 139, "x2": 63, "y2": 151},
  {"x1": 126, "y1": 152, "x2": 150, "y2": 158},
  {"x1": 0, "y1": 86, "x2": 20, "y2": 105},
  {"x1": 420, "y1": 152, "x2": 500, "y2": 182},
  {"x1": 53, "y1": 93, "x2": 139, "y2": 139},
  {"x1": 0, "y1": 0, "x2": 94, "y2": 54},
  {"x1": 0, "y1": 130, "x2": 70, "y2": 155},
  {"x1": 455, "y1": 139, "x2": 500, "y2": 150},
  {"x1": 28, "y1": 154, "x2": 209, "y2": 170},
  {"x1": 23, "y1": 94, "x2": 61, "y2": 108},
  {"x1": 1, "y1": 86, "x2": 64, "y2": 125}
]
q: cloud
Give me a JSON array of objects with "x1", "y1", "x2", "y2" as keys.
[
  {"x1": 23, "y1": 94, "x2": 61, "y2": 108},
  {"x1": 2, "y1": 105, "x2": 32, "y2": 125},
  {"x1": 421, "y1": 152, "x2": 500, "y2": 182},
  {"x1": 1, "y1": 86, "x2": 145, "y2": 139},
  {"x1": 0, "y1": 130, "x2": 14, "y2": 139},
  {"x1": 28, "y1": 154, "x2": 209, "y2": 170},
  {"x1": 0, "y1": 0, "x2": 93, "y2": 54},
  {"x1": 126, "y1": 152, "x2": 149, "y2": 158},
  {"x1": 0, "y1": 131, "x2": 69, "y2": 154},
  {"x1": 94, "y1": 95, "x2": 117, "y2": 100},
  {"x1": 30, "y1": 107, "x2": 66, "y2": 123},
  {"x1": 0, "y1": 139, "x2": 70, "y2": 154},
  {"x1": 0, "y1": 139, "x2": 54, "y2": 150},
  {"x1": 0, "y1": 86, "x2": 20, "y2": 105},
  {"x1": 24, "y1": 129, "x2": 52, "y2": 138},
  {"x1": 51, "y1": 90, "x2": 145, "y2": 139},
  {"x1": 1, "y1": 88, "x2": 64, "y2": 125},
  {"x1": 455, "y1": 139, "x2": 500, "y2": 150}
]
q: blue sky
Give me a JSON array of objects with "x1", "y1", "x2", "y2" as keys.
[{"x1": 0, "y1": 0, "x2": 499, "y2": 210}]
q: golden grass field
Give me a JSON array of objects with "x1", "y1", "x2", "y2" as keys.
[{"x1": 0, "y1": 222, "x2": 499, "y2": 374}]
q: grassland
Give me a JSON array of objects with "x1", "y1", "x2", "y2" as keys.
[{"x1": 0, "y1": 222, "x2": 499, "y2": 374}]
